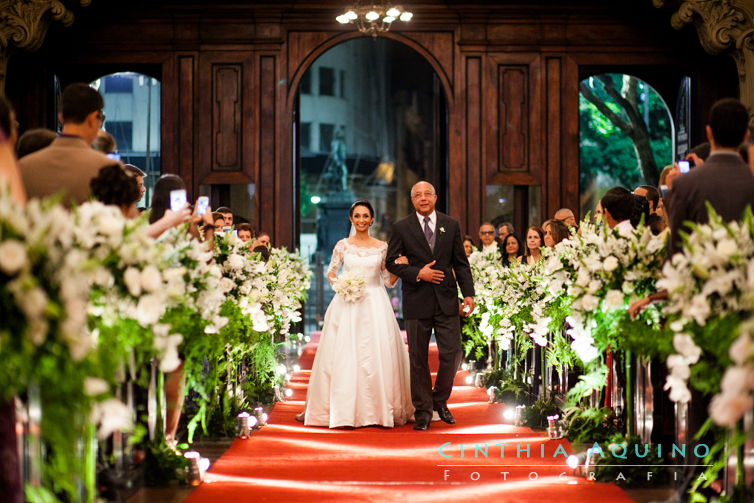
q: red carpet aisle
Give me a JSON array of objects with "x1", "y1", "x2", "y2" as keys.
[{"x1": 185, "y1": 336, "x2": 632, "y2": 503}]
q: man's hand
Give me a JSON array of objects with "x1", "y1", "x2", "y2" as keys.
[
  {"x1": 394, "y1": 254, "x2": 408, "y2": 265},
  {"x1": 417, "y1": 260, "x2": 444, "y2": 284},
  {"x1": 461, "y1": 297, "x2": 475, "y2": 316}
]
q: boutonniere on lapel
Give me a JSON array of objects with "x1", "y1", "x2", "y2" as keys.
[{"x1": 439, "y1": 227, "x2": 445, "y2": 234}]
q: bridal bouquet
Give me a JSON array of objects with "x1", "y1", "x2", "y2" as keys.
[{"x1": 333, "y1": 270, "x2": 366, "y2": 303}]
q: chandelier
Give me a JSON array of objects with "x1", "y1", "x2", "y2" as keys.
[{"x1": 336, "y1": 3, "x2": 413, "y2": 38}]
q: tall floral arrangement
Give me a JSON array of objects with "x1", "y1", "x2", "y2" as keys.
[
  {"x1": 658, "y1": 206, "x2": 754, "y2": 499},
  {"x1": 0, "y1": 196, "x2": 129, "y2": 501},
  {"x1": 545, "y1": 221, "x2": 668, "y2": 363}
]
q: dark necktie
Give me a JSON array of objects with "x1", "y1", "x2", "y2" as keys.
[{"x1": 423, "y1": 216, "x2": 433, "y2": 245}]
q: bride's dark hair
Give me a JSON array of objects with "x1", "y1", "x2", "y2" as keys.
[{"x1": 349, "y1": 199, "x2": 374, "y2": 218}]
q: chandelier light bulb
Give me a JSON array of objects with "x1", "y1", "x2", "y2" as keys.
[
  {"x1": 365, "y1": 11, "x2": 380, "y2": 21},
  {"x1": 386, "y1": 7, "x2": 400, "y2": 17},
  {"x1": 384, "y1": 16, "x2": 395, "y2": 23},
  {"x1": 399, "y1": 12, "x2": 413, "y2": 22},
  {"x1": 345, "y1": 10, "x2": 358, "y2": 20},
  {"x1": 336, "y1": 15, "x2": 349, "y2": 24}
]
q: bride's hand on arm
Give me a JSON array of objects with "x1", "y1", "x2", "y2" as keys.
[{"x1": 388, "y1": 255, "x2": 408, "y2": 282}]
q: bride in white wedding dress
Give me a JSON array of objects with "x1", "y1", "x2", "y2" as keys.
[{"x1": 300, "y1": 200, "x2": 414, "y2": 428}]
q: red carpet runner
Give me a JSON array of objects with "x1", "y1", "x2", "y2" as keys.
[{"x1": 185, "y1": 336, "x2": 632, "y2": 502}]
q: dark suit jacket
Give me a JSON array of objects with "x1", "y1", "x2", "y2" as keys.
[
  {"x1": 666, "y1": 151, "x2": 754, "y2": 255},
  {"x1": 386, "y1": 211, "x2": 474, "y2": 319}
]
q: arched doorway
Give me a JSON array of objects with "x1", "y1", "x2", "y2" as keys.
[
  {"x1": 578, "y1": 73, "x2": 674, "y2": 217},
  {"x1": 90, "y1": 72, "x2": 161, "y2": 208},
  {"x1": 295, "y1": 37, "x2": 448, "y2": 333}
]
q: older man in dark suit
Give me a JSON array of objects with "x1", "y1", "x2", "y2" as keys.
[
  {"x1": 19, "y1": 83, "x2": 111, "y2": 207},
  {"x1": 666, "y1": 98, "x2": 754, "y2": 256},
  {"x1": 386, "y1": 181, "x2": 475, "y2": 431}
]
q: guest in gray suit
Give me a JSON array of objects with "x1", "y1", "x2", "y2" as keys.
[
  {"x1": 666, "y1": 98, "x2": 754, "y2": 256},
  {"x1": 19, "y1": 83, "x2": 111, "y2": 207}
]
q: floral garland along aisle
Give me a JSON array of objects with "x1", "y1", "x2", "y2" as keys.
[
  {"x1": 0, "y1": 192, "x2": 311, "y2": 502},
  {"x1": 464, "y1": 208, "x2": 754, "y2": 499}
]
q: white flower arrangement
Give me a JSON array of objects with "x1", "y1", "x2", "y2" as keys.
[{"x1": 333, "y1": 270, "x2": 367, "y2": 303}]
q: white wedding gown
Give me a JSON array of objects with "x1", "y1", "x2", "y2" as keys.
[{"x1": 303, "y1": 239, "x2": 414, "y2": 428}]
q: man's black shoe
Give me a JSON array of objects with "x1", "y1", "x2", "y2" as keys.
[
  {"x1": 435, "y1": 406, "x2": 455, "y2": 424},
  {"x1": 413, "y1": 417, "x2": 430, "y2": 431}
]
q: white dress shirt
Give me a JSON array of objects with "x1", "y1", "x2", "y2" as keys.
[{"x1": 416, "y1": 211, "x2": 436, "y2": 234}]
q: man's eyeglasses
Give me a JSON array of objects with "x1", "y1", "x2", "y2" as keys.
[
  {"x1": 96, "y1": 111, "x2": 106, "y2": 123},
  {"x1": 412, "y1": 191, "x2": 436, "y2": 199},
  {"x1": 480, "y1": 231, "x2": 495, "y2": 235}
]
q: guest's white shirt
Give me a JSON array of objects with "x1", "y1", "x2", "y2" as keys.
[
  {"x1": 482, "y1": 242, "x2": 499, "y2": 254},
  {"x1": 416, "y1": 211, "x2": 436, "y2": 234},
  {"x1": 615, "y1": 219, "x2": 634, "y2": 237}
]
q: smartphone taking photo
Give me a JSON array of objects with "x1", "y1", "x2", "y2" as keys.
[
  {"x1": 196, "y1": 196, "x2": 209, "y2": 216},
  {"x1": 170, "y1": 189, "x2": 187, "y2": 212},
  {"x1": 678, "y1": 160, "x2": 690, "y2": 174}
]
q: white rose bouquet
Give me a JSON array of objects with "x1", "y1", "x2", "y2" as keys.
[{"x1": 333, "y1": 270, "x2": 366, "y2": 303}]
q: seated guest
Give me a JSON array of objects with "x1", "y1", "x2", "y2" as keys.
[
  {"x1": 462, "y1": 234, "x2": 475, "y2": 257},
  {"x1": 19, "y1": 83, "x2": 112, "y2": 207},
  {"x1": 216, "y1": 206, "x2": 233, "y2": 227},
  {"x1": 478, "y1": 222, "x2": 498, "y2": 254},
  {"x1": 16, "y1": 128, "x2": 56, "y2": 160},
  {"x1": 236, "y1": 223, "x2": 253, "y2": 243},
  {"x1": 553, "y1": 208, "x2": 577, "y2": 227},
  {"x1": 252, "y1": 231, "x2": 270, "y2": 248},
  {"x1": 524, "y1": 226, "x2": 544, "y2": 265},
  {"x1": 501, "y1": 233, "x2": 522, "y2": 267},
  {"x1": 543, "y1": 219, "x2": 569, "y2": 247},
  {"x1": 600, "y1": 187, "x2": 635, "y2": 233},
  {"x1": 91, "y1": 165, "x2": 191, "y2": 238}
]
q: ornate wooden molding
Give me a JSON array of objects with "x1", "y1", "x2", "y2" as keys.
[
  {"x1": 654, "y1": 0, "x2": 754, "y2": 114},
  {"x1": 0, "y1": 0, "x2": 91, "y2": 92}
]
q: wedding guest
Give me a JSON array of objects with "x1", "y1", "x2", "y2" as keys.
[
  {"x1": 253, "y1": 245, "x2": 270, "y2": 262},
  {"x1": 19, "y1": 83, "x2": 111, "y2": 207},
  {"x1": 92, "y1": 130, "x2": 117, "y2": 155},
  {"x1": 543, "y1": 219, "x2": 569, "y2": 247},
  {"x1": 600, "y1": 187, "x2": 634, "y2": 233},
  {"x1": 633, "y1": 185, "x2": 660, "y2": 214},
  {"x1": 630, "y1": 194, "x2": 651, "y2": 228},
  {"x1": 523, "y1": 226, "x2": 544, "y2": 265},
  {"x1": 497, "y1": 222, "x2": 514, "y2": 241},
  {"x1": 151, "y1": 174, "x2": 212, "y2": 243},
  {"x1": 122, "y1": 164, "x2": 146, "y2": 199},
  {"x1": 501, "y1": 233, "x2": 522, "y2": 267},
  {"x1": 478, "y1": 222, "x2": 498, "y2": 253},
  {"x1": 462, "y1": 234, "x2": 475, "y2": 257},
  {"x1": 90, "y1": 165, "x2": 192, "y2": 239},
  {"x1": 216, "y1": 206, "x2": 233, "y2": 227},
  {"x1": 253, "y1": 231, "x2": 271, "y2": 248},
  {"x1": 16, "y1": 128, "x2": 56, "y2": 159},
  {"x1": 0, "y1": 97, "x2": 24, "y2": 203},
  {"x1": 553, "y1": 208, "x2": 577, "y2": 227},
  {"x1": 237, "y1": 223, "x2": 253, "y2": 243},
  {"x1": 211, "y1": 212, "x2": 226, "y2": 231}
]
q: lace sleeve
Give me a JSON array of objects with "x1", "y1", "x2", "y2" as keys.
[
  {"x1": 381, "y1": 245, "x2": 398, "y2": 288},
  {"x1": 327, "y1": 240, "x2": 345, "y2": 281}
]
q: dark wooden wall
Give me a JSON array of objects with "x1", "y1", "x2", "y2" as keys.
[{"x1": 5, "y1": 1, "x2": 738, "y2": 247}]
